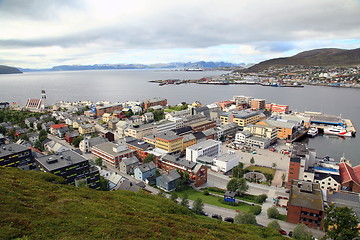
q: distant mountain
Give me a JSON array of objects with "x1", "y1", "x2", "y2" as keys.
[
  {"x1": 0, "y1": 65, "x2": 22, "y2": 74},
  {"x1": 245, "y1": 48, "x2": 360, "y2": 72},
  {"x1": 20, "y1": 61, "x2": 244, "y2": 72}
]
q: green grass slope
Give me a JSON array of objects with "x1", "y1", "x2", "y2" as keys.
[{"x1": 0, "y1": 167, "x2": 285, "y2": 240}]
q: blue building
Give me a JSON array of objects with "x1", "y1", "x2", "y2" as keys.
[
  {"x1": 134, "y1": 162, "x2": 156, "y2": 181},
  {"x1": 156, "y1": 169, "x2": 181, "y2": 192}
]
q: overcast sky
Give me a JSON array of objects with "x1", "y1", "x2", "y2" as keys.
[{"x1": 1, "y1": 0, "x2": 360, "y2": 68}]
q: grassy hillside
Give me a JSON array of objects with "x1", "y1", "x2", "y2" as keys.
[
  {"x1": 0, "y1": 65, "x2": 22, "y2": 74},
  {"x1": 245, "y1": 48, "x2": 360, "y2": 72},
  {"x1": 0, "y1": 167, "x2": 285, "y2": 240}
]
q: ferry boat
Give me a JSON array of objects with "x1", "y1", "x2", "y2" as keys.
[
  {"x1": 307, "y1": 127, "x2": 318, "y2": 137},
  {"x1": 324, "y1": 126, "x2": 352, "y2": 137}
]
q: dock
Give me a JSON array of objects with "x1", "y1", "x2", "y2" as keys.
[{"x1": 343, "y1": 119, "x2": 357, "y2": 136}]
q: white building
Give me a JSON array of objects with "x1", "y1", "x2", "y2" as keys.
[
  {"x1": 213, "y1": 152, "x2": 239, "y2": 172},
  {"x1": 167, "y1": 117, "x2": 185, "y2": 129},
  {"x1": 186, "y1": 139, "x2": 221, "y2": 162},
  {"x1": 154, "y1": 120, "x2": 176, "y2": 134}
]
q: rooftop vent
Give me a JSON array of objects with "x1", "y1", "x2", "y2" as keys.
[{"x1": 46, "y1": 157, "x2": 58, "y2": 164}]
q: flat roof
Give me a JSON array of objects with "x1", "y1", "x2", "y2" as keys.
[
  {"x1": 186, "y1": 139, "x2": 220, "y2": 151},
  {"x1": 288, "y1": 180, "x2": 324, "y2": 211},
  {"x1": 93, "y1": 142, "x2": 135, "y2": 157},
  {"x1": 214, "y1": 153, "x2": 238, "y2": 162},
  {"x1": 161, "y1": 154, "x2": 196, "y2": 169},
  {"x1": 156, "y1": 132, "x2": 183, "y2": 141},
  {"x1": 35, "y1": 150, "x2": 88, "y2": 172},
  {"x1": 0, "y1": 143, "x2": 29, "y2": 158}
]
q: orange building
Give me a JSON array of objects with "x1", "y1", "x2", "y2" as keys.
[{"x1": 250, "y1": 99, "x2": 265, "y2": 110}]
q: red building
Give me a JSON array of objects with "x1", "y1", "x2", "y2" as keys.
[
  {"x1": 339, "y1": 162, "x2": 360, "y2": 193},
  {"x1": 189, "y1": 120, "x2": 216, "y2": 133},
  {"x1": 96, "y1": 103, "x2": 123, "y2": 117},
  {"x1": 286, "y1": 180, "x2": 325, "y2": 230},
  {"x1": 65, "y1": 131, "x2": 80, "y2": 144},
  {"x1": 250, "y1": 99, "x2": 265, "y2": 110},
  {"x1": 266, "y1": 103, "x2": 290, "y2": 113},
  {"x1": 126, "y1": 139, "x2": 155, "y2": 162},
  {"x1": 144, "y1": 98, "x2": 167, "y2": 110},
  {"x1": 158, "y1": 154, "x2": 207, "y2": 187},
  {"x1": 92, "y1": 142, "x2": 136, "y2": 168}
]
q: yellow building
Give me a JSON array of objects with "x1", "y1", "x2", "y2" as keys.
[
  {"x1": 244, "y1": 124, "x2": 278, "y2": 143},
  {"x1": 155, "y1": 132, "x2": 183, "y2": 153},
  {"x1": 102, "y1": 113, "x2": 114, "y2": 123},
  {"x1": 220, "y1": 110, "x2": 260, "y2": 127},
  {"x1": 257, "y1": 120, "x2": 294, "y2": 140},
  {"x1": 78, "y1": 123, "x2": 95, "y2": 135},
  {"x1": 182, "y1": 133, "x2": 197, "y2": 151}
]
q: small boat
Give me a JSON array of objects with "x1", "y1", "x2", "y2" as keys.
[
  {"x1": 307, "y1": 127, "x2": 318, "y2": 137},
  {"x1": 324, "y1": 126, "x2": 352, "y2": 137}
]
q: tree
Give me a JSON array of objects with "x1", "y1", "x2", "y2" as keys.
[
  {"x1": 76, "y1": 179, "x2": 89, "y2": 188},
  {"x1": 255, "y1": 194, "x2": 268, "y2": 204},
  {"x1": 180, "y1": 194, "x2": 189, "y2": 208},
  {"x1": 292, "y1": 223, "x2": 313, "y2": 240},
  {"x1": 20, "y1": 133, "x2": 29, "y2": 141},
  {"x1": 234, "y1": 212, "x2": 257, "y2": 225},
  {"x1": 37, "y1": 122, "x2": 42, "y2": 131},
  {"x1": 226, "y1": 178, "x2": 239, "y2": 192},
  {"x1": 170, "y1": 192, "x2": 178, "y2": 203},
  {"x1": 267, "y1": 220, "x2": 281, "y2": 231},
  {"x1": 323, "y1": 205, "x2": 359, "y2": 240},
  {"x1": 99, "y1": 176, "x2": 110, "y2": 191},
  {"x1": 192, "y1": 198, "x2": 204, "y2": 215},
  {"x1": 124, "y1": 109, "x2": 134, "y2": 117},
  {"x1": 250, "y1": 157, "x2": 255, "y2": 165},
  {"x1": 39, "y1": 129, "x2": 48, "y2": 142},
  {"x1": 34, "y1": 140, "x2": 43, "y2": 151},
  {"x1": 144, "y1": 154, "x2": 156, "y2": 163},
  {"x1": 267, "y1": 206, "x2": 280, "y2": 219},
  {"x1": 238, "y1": 162, "x2": 244, "y2": 169},
  {"x1": 95, "y1": 158, "x2": 103, "y2": 166},
  {"x1": 226, "y1": 178, "x2": 248, "y2": 196},
  {"x1": 272, "y1": 162, "x2": 277, "y2": 169},
  {"x1": 72, "y1": 136, "x2": 83, "y2": 148},
  {"x1": 232, "y1": 166, "x2": 239, "y2": 178}
]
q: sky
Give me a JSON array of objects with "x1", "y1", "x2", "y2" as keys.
[{"x1": 1, "y1": 0, "x2": 360, "y2": 68}]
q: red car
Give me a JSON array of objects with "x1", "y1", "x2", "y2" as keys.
[{"x1": 279, "y1": 229, "x2": 287, "y2": 235}]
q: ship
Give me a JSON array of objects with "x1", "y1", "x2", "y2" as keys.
[
  {"x1": 323, "y1": 126, "x2": 352, "y2": 137},
  {"x1": 307, "y1": 127, "x2": 318, "y2": 137}
]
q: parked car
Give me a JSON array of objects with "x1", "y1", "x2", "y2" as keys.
[
  {"x1": 224, "y1": 217, "x2": 234, "y2": 223},
  {"x1": 201, "y1": 212, "x2": 208, "y2": 216},
  {"x1": 279, "y1": 229, "x2": 287, "y2": 235},
  {"x1": 288, "y1": 231, "x2": 293, "y2": 237},
  {"x1": 211, "y1": 214, "x2": 220, "y2": 219}
]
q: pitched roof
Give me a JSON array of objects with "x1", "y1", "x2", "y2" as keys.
[
  {"x1": 137, "y1": 162, "x2": 156, "y2": 173},
  {"x1": 157, "y1": 169, "x2": 181, "y2": 184},
  {"x1": 339, "y1": 162, "x2": 360, "y2": 186},
  {"x1": 51, "y1": 123, "x2": 68, "y2": 129}
]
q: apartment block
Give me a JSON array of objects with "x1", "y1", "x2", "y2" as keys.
[
  {"x1": 155, "y1": 132, "x2": 183, "y2": 153},
  {"x1": 220, "y1": 110, "x2": 260, "y2": 127},
  {"x1": 186, "y1": 139, "x2": 221, "y2": 162},
  {"x1": 0, "y1": 143, "x2": 35, "y2": 170},
  {"x1": 92, "y1": 142, "x2": 136, "y2": 168}
]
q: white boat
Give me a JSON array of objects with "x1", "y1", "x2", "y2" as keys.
[
  {"x1": 307, "y1": 127, "x2": 318, "y2": 137},
  {"x1": 324, "y1": 126, "x2": 352, "y2": 137}
]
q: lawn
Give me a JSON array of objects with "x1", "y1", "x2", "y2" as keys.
[
  {"x1": 204, "y1": 187, "x2": 260, "y2": 204},
  {"x1": 176, "y1": 186, "x2": 259, "y2": 212},
  {"x1": 245, "y1": 166, "x2": 276, "y2": 176}
]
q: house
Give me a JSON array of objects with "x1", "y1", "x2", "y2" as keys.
[
  {"x1": 286, "y1": 180, "x2": 325, "y2": 230},
  {"x1": 78, "y1": 123, "x2": 95, "y2": 135},
  {"x1": 28, "y1": 132, "x2": 39, "y2": 144},
  {"x1": 92, "y1": 142, "x2": 136, "y2": 168},
  {"x1": 24, "y1": 117, "x2": 38, "y2": 128},
  {"x1": 141, "y1": 112, "x2": 154, "y2": 123},
  {"x1": 44, "y1": 140, "x2": 69, "y2": 154},
  {"x1": 224, "y1": 191, "x2": 236, "y2": 203},
  {"x1": 134, "y1": 162, "x2": 156, "y2": 181},
  {"x1": 0, "y1": 133, "x2": 5, "y2": 144},
  {"x1": 65, "y1": 131, "x2": 80, "y2": 144},
  {"x1": 102, "y1": 113, "x2": 113, "y2": 123},
  {"x1": 156, "y1": 169, "x2": 181, "y2": 192},
  {"x1": 108, "y1": 118, "x2": 119, "y2": 130},
  {"x1": 119, "y1": 157, "x2": 140, "y2": 175},
  {"x1": 116, "y1": 179, "x2": 146, "y2": 192},
  {"x1": 0, "y1": 143, "x2": 35, "y2": 170},
  {"x1": 35, "y1": 150, "x2": 100, "y2": 190},
  {"x1": 50, "y1": 123, "x2": 68, "y2": 135},
  {"x1": 79, "y1": 136, "x2": 108, "y2": 153},
  {"x1": 339, "y1": 161, "x2": 360, "y2": 193},
  {"x1": 313, "y1": 173, "x2": 341, "y2": 191},
  {"x1": 158, "y1": 154, "x2": 207, "y2": 187},
  {"x1": 42, "y1": 121, "x2": 55, "y2": 131}
]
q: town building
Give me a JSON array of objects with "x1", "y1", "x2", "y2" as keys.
[
  {"x1": 213, "y1": 152, "x2": 239, "y2": 172},
  {"x1": 35, "y1": 150, "x2": 100, "y2": 190},
  {"x1": 158, "y1": 154, "x2": 207, "y2": 187},
  {"x1": 95, "y1": 103, "x2": 123, "y2": 117},
  {"x1": 266, "y1": 103, "x2": 290, "y2": 114},
  {"x1": 50, "y1": 123, "x2": 69, "y2": 138},
  {"x1": 287, "y1": 143, "x2": 316, "y2": 188},
  {"x1": 119, "y1": 157, "x2": 140, "y2": 175},
  {"x1": 339, "y1": 161, "x2": 360, "y2": 193},
  {"x1": 0, "y1": 143, "x2": 35, "y2": 170},
  {"x1": 65, "y1": 131, "x2": 80, "y2": 144},
  {"x1": 250, "y1": 99, "x2": 265, "y2": 110},
  {"x1": 134, "y1": 162, "x2": 156, "y2": 181},
  {"x1": 144, "y1": 98, "x2": 167, "y2": 110},
  {"x1": 79, "y1": 136, "x2": 108, "y2": 153},
  {"x1": 189, "y1": 120, "x2": 216, "y2": 133},
  {"x1": 182, "y1": 133, "x2": 197, "y2": 150},
  {"x1": 155, "y1": 132, "x2": 183, "y2": 153},
  {"x1": 156, "y1": 169, "x2": 181, "y2": 192},
  {"x1": 44, "y1": 141, "x2": 69, "y2": 154},
  {"x1": 126, "y1": 138, "x2": 154, "y2": 161},
  {"x1": 25, "y1": 98, "x2": 43, "y2": 110},
  {"x1": 217, "y1": 122, "x2": 238, "y2": 140},
  {"x1": 186, "y1": 139, "x2": 221, "y2": 162},
  {"x1": 125, "y1": 124, "x2": 156, "y2": 140},
  {"x1": 286, "y1": 180, "x2": 325, "y2": 230},
  {"x1": 78, "y1": 123, "x2": 95, "y2": 135},
  {"x1": 244, "y1": 124, "x2": 278, "y2": 144},
  {"x1": 0, "y1": 102, "x2": 10, "y2": 110},
  {"x1": 220, "y1": 110, "x2": 260, "y2": 127},
  {"x1": 92, "y1": 142, "x2": 136, "y2": 168},
  {"x1": 154, "y1": 120, "x2": 177, "y2": 134}
]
